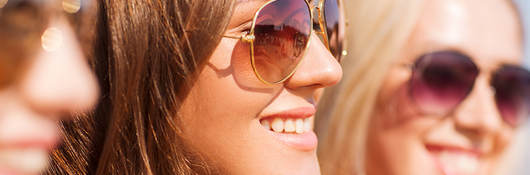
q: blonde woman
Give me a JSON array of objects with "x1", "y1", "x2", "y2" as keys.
[{"x1": 317, "y1": 0, "x2": 526, "y2": 175}]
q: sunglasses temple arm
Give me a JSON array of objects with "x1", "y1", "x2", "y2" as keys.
[
  {"x1": 223, "y1": 35, "x2": 242, "y2": 40},
  {"x1": 314, "y1": 31, "x2": 331, "y2": 50}
]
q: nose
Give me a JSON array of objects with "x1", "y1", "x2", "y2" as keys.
[
  {"x1": 285, "y1": 33, "x2": 343, "y2": 90},
  {"x1": 17, "y1": 18, "x2": 99, "y2": 119},
  {"x1": 452, "y1": 75, "x2": 503, "y2": 135}
]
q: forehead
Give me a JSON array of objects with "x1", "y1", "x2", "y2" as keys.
[{"x1": 408, "y1": 0, "x2": 522, "y2": 69}]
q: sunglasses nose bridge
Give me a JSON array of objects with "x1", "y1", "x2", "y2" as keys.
[{"x1": 451, "y1": 76, "x2": 504, "y2": 133}]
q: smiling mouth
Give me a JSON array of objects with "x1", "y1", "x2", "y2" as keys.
[
  {"x1": 260, "y1": 117, "x2": 313, "y2": 134},
  {"x1": 426, "y1": 145, "x2": 481, "y2": 175},
  {"x1": 258, "y1": 107, "x2": 318, "y2": 151}
]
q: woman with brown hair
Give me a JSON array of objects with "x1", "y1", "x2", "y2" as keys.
[{"x1": 47, "y1": 0, "x2": 346, "y2": 174}]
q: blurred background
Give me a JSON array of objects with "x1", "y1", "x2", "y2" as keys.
[{"x1": 513, "y1": 0, "x2": 529, "y2": 174}]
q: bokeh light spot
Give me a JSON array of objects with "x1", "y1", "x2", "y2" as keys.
[
  {"x1": 41, "y1": 27, "x2": 63, "y2": 52},
  {"x1": 62, "y1": 0, "x2": 81, "y2": 14},
  {"x1": 0, "y1": 0, "x2": 7, "y2": 8}
]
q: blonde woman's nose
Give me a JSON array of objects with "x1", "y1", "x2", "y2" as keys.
[
  {"x1": 285, "y1": 34, "x2": 343, "y2": 89},
  {"x1": 453, "y1": 76, "x2": 503, "y2": 134},
  {"x1": 18, "y1": 18, "x2": 99, "y2": 119}
]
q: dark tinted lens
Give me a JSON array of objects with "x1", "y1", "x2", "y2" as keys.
[
  {"x1": 492, "y1": 65, "x2": 530, "y2": 127},
  {"x1": 253, "y1": 0, "x2": 311, "y2": 83},
  {"x1": 410, "y1": 51, "x2": 479, "y2": 115},
  {"x1": 323, "y1": 0, "x2": 341, "y2": 59}
]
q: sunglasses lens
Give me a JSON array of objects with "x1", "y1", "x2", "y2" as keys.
[
  {"x1": 492, "y1": 66, "x2": 530, "y2": 126},
  {"x1": 410, "y1": 51, "x2": 479, "y2": 115},
  {"x1": 253, "y1": 0, "x2": 311, "y2": 83},
  {"x1": 323, "y1": 0, "x2": 342, "y2": 60}
]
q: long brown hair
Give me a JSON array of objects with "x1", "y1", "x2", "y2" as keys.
[{"x1": 46, "y1": 0, "x2": 235, "y2": 174}]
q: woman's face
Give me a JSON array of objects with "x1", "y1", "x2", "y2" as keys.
[
  {"x1": 179, "y1": 0, "x2": 342, "y2": 174},
  {"x1": 366, "y1": 0, "x2": 522, "y2": 175},
  {"x1": 0, "y1": 2, "x2": 99, "y2": 175}
]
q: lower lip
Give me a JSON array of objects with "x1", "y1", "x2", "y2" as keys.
[
  {"x1": 427, "y1": 146, "x2": 480, "y2": 175},
  {"x1": 268, "y1": 130, "x2": 318, "y2": 151}
]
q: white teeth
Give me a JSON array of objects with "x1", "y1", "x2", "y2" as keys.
[
  {"x1": 271, "y1": 118, "x2": 284, "y2": 133},
  {"x1": 262, "y1": 117, "x2": 314, "y2": 134},
  {"x1": 261, "y1": 120, "x2": 271, "y2": 130},
  {"x1": 0, "y1": 148, "x2": 50, "y2": 174},
  {"x1": 438, "y1": 151, "x2": 479, "y2": 175},
  {"x1": 304, "y1": 118, "x2": 312, "y2": 132},
  {"x1": 295, "y1": 119, "x2": 304, "y2": 134},
  {"x1": 284, "y1": 119, "x2": 296, "y2": 133}
]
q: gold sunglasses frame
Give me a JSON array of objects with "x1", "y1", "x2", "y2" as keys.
[{"x1": 224, "y1": 0, "x2": 345, "y2": 85}]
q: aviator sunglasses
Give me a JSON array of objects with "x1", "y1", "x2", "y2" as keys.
[
  {"x1": 224, "y1": 0, "x2": 345, "y2": 85},
  {"x1": 407, "y1": 51, "x2": 530, "y2": 127}
]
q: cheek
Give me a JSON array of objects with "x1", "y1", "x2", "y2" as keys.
[
  {"x1": 179, "y1": 62, "x2": 274, "y2": 139},
  {"x1": 366, "y1": 107, "x2": 441, "y2": 175},
  {"x1": 376, "y1": 71, "x2": 422, "y2": 127},
  {"x1": 492, "y1": 127, "x2": 516, "y2": 155},
  {"x1": 180, "y1": 39, "x2": 279, "y2": 135},
  {"x1": 366, "y1": 76, "x2": 441, "y2": 175},
  {"x1": 178, "y1": 49, "x2": 284, "y2": 173}
]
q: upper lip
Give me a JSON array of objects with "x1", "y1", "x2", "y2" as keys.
[
  {"x1": 1, "y1": 140, "x2": 58, "y2": 151},
  {"x1": 0, "y1": 131, "x2": 60, "y2": 151},
  {"x1": 260, "y1": 106, "x2": 316, "y2": 120}
]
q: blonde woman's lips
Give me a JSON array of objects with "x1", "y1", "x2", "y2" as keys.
[
  {"x1": 259, "y1": 107, "x2": 318, "y2": 151},
  {"x1": 0, "y1": 127, "x2": 60, "y2": 175},
  {"x1": 426, "y1": 144, "x2": 481, "y2": 175}
]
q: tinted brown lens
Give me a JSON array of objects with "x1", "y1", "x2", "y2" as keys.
[
  {"x1": 252, "y1": 0, "x2": 311, "y2": 83},
  {"x1": 323, "y1": 0, "x2": 341, "y2": 59}
]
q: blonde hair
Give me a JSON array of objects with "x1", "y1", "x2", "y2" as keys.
[{"x1": 316, "y1": 0, "x2": 424, "y2": 174}]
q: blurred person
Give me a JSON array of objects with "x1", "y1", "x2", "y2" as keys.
[
  {"x1": 316, "y1": 0, "x2": 526, "y2": 175},
  {"x1": 0, "y1": 0, "x2": 98, "y2": 174},
  {"x1": 47, "y1": 0, "x2": 346, "y2": 174}
]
